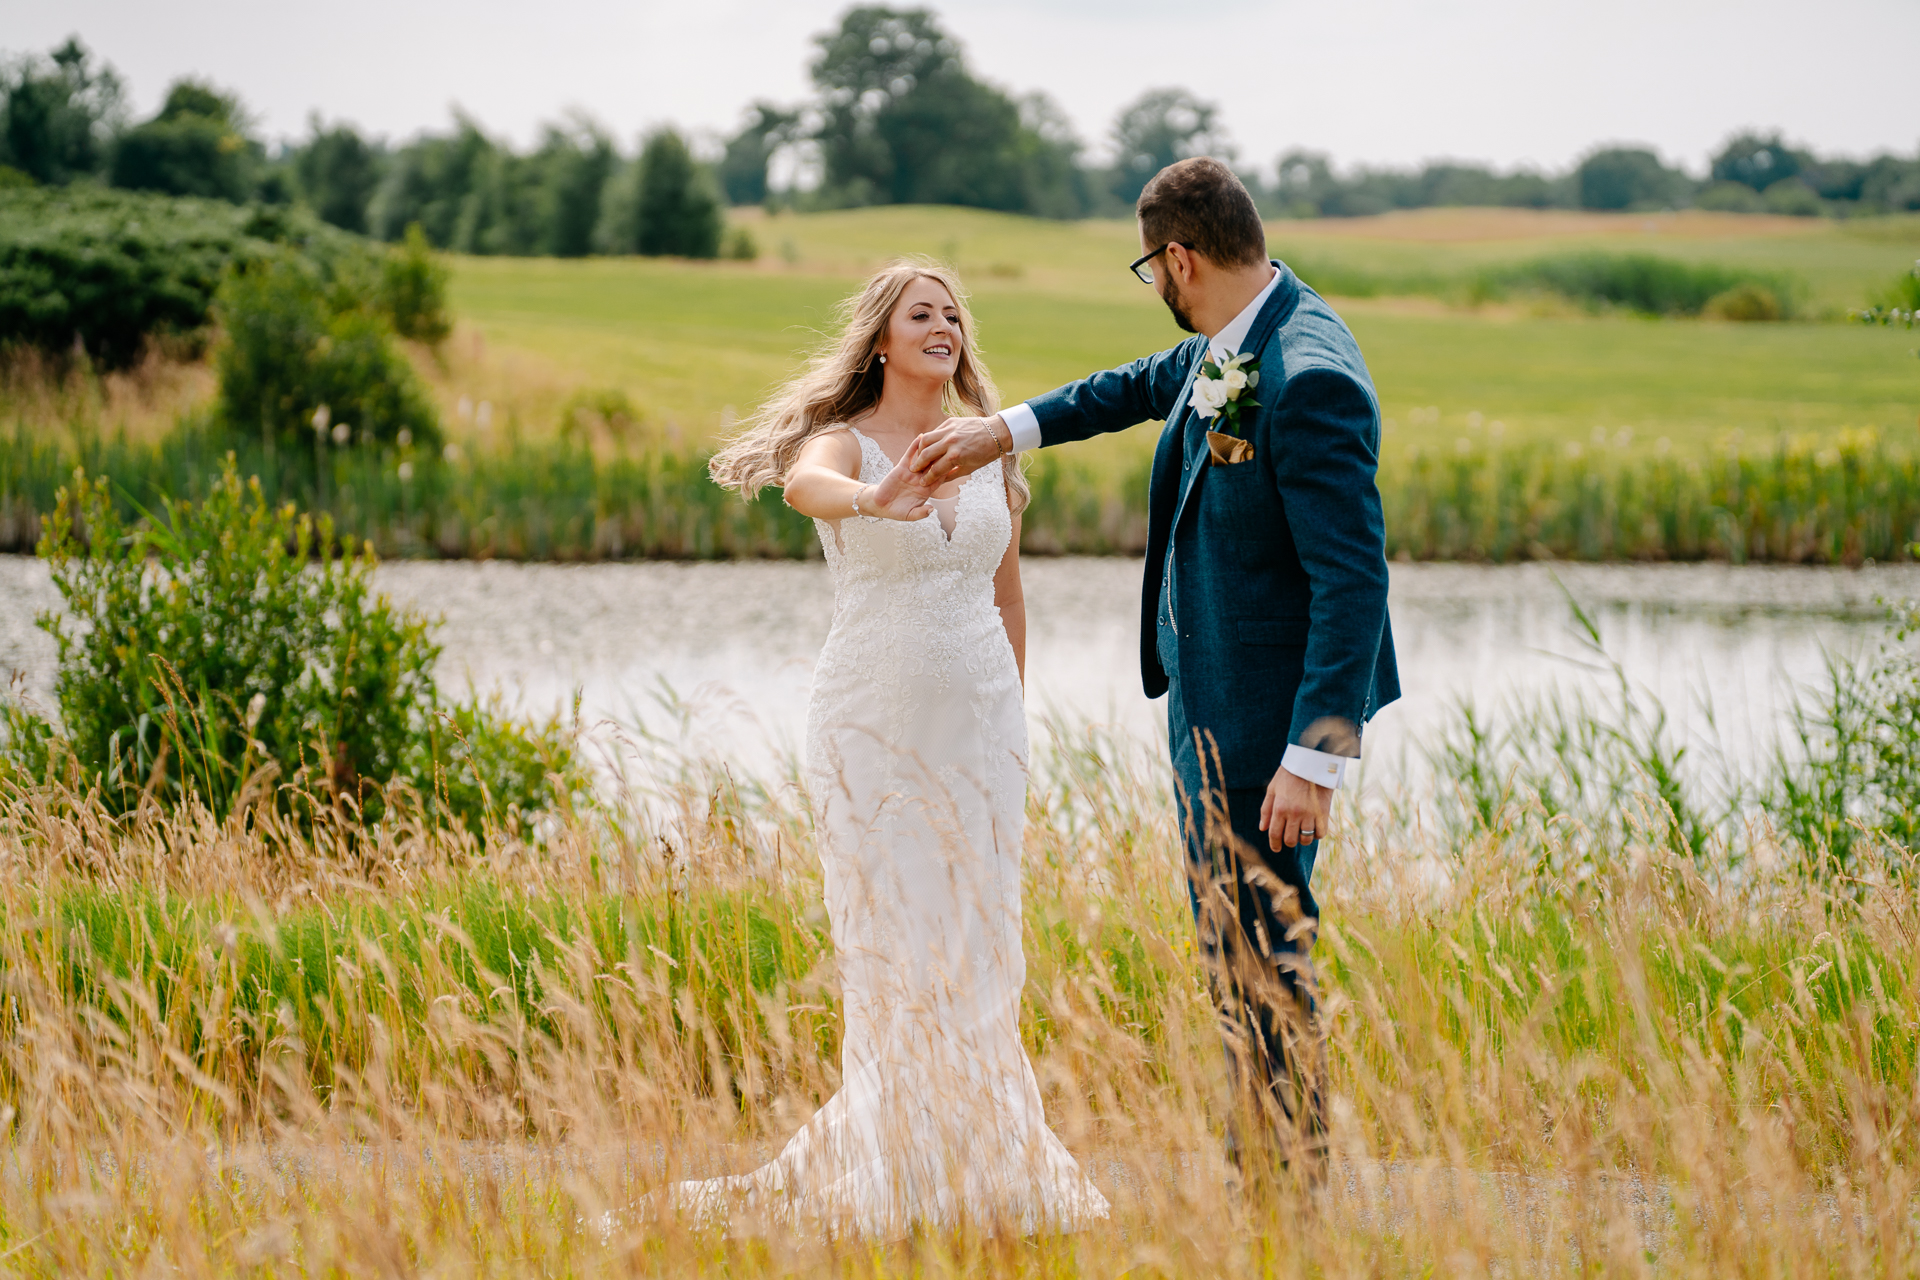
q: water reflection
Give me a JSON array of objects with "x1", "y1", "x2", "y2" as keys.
[{"x1": 3, "y1": 556, "x2": 1912, "y2": 798}]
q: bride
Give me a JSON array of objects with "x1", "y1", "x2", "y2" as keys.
[{"x1": 701, "y1": 259, "x2": 1110, "y2": 1235}]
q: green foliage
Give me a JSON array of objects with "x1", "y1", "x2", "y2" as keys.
[
  {"x1": 1694, "y1": 180, "x2": 1767, "y2": 213},
  {"x1": 2, "y1": 460, "x2": 576, "y2": 835},
  {"x1": 0, "y1": 184, "x2": 360, "y2": 369},
  {"x1": 8, "y1": 462, "x2": 434, "y2": 821},
  {"x1": 720, "y1": 225, "x2": 759, "y2": 261},
  {"x1": 1478, "y1": 252, "x2": 1796, "y2": 317},
  {"x1": 1765, "y1": 178, "x2": 1826, "y2": 217},
  {"x1": 1269, "y1": 149, "x2": 1571, "y2": 219},
  {"x1": 720, "y1": 102, "x2": 799, "y2": 207},
  {"x1": 1575, "y1": 147, "x2": 1685, "y2": 211},
  {"x1": 1382, "y1": 430, "x2": 1916, "y2": 564},
  {"x1": 1711, "y1": 130, "x2": 1810, "y2": 192},
  {"x1": 1108, "y1": 88, "x2": 1227, "y2": 206},
  {"x1": 627, "y1": 128, "x2": 721, "y2": 258},
  {"x1": 378, "y1": 223, "x2": 452, "y2": 344},
  {"x1": 0, "y1": 37, "x2": 124, "y2": 186},
  {"x1": 1702, "y1": 283, "x2": 1783, "y2": 322},
  {"x1": 212, "y1": 250, "x2": 440, "y2": 451},
  {"x1": 293, "y1": 116, "x2": 383, "y2": 233},
  {"x1": 109, "y1": 76, "x2": 261, "y2": 203},
  {"x1": 1877, "y1": 260, "x2": 1920, "y2": 312},
  {"x1": 1769, "y1": 601, "x2": 1920, "y2": 869},
  {"x1": 807, "y1": 7, "x2": 1087, "y2": 216}
]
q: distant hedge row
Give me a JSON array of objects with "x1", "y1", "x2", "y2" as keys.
[{"x1": 0, "y1": 186, "x2": 361, "y2": 368}]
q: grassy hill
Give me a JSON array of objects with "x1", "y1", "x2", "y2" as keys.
[{"x1": 434, "y1": 206, "x2": 1920, "y2": 473}]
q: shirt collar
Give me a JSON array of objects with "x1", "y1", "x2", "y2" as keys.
[{"x1": 1206, "y1": 264, "x2": 1280, "y2": 361}]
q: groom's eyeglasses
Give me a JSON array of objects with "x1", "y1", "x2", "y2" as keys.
[{"x1": 1129, "y1": 242, "x2": 1185, "y2": 284}]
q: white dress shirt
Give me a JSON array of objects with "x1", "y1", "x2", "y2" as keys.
[{"x1": 1000, "y1": 266, "x2": 1356, "y2": 791}]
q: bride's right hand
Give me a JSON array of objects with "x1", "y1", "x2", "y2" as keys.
[{"x1": 862, "y1": 438, "x2": 938, "y2": 521}]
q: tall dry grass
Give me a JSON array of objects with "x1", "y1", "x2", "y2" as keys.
[{"x1": 0, "y1": 713, "x2": 1914, "y2": 1275}]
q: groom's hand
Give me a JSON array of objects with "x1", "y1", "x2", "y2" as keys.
[
  {"x1": 910, "y1": 415, "x2": 1007, "y2": 484},
  {"x1": 1260, "y1": 765, "x2": 1333, "y2": 852}
]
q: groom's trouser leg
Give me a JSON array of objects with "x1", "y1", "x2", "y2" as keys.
[{"x1": 1168, "y1": 707, "x2": 1325, "y2": 1168}]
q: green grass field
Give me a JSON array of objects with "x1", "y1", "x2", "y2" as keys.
[{"x1": 440, "y1": 206, "x2": 1920, "y2": 469}]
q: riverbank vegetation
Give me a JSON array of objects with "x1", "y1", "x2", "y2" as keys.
[{"x1": 0, "y1": 629, "x2": 1915, "y2": 1271}]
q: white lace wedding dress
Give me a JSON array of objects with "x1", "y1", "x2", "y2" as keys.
[{"x1": 673, "y1": 427, "x2": 1110, "y2": 1236}]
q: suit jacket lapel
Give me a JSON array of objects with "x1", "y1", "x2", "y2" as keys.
[{"x1": 1168, "y1": 338, "x2": 1211, "y2": 533}]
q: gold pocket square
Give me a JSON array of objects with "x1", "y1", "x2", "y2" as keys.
[{"x1": 1206, "y1": 430, "x2": 1255, "y2": 465}]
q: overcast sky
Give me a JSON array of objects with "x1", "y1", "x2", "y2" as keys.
[{"x1": 5, "y1": 0, "x2": 1913, "y2": 176}]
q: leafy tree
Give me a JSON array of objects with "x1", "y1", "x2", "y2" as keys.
[
  {"x1": 1710, "y1": 131, "x2": 1809, "y2": 192},
  {"x1": 294, "y1": 116, "x2": 383, "y2": 233},
  {"x1": 213, "y1": 251, "x2": 439, "y2": 452},
  {"x1": 110, "y1": 77, "x2": 260, "y2": 202},
  {"x1": 620, "y1": 128, "x2": 721, "y2": 258},
  {"x1": 811, "y1": 6, "x2": 960, "y2": 205},
  {"x1": 721, "y1": 102, "x2": 799, "y2": 206},
  {"x1": 1011, "y1": 92, "x2": 1090, "y2": 219},
  {"x1": 531, "y1": 118, "x2": 616, "y2": 256},
  {"x1": 0, "y1": 37, "x2": 125, "y2": 185},
  {"x1": 807, "y1": 6, "x2": 1058, "y2": 212},
  {"x1": 1575, "y1": 146, "x2": 1684, "y2": 211},
  {"x1": 1109, "y1": 88, "x2": 1228, "y2": 205},
  {"x1": 368, "y1": 116, "x2": 497, "y2": 246}
]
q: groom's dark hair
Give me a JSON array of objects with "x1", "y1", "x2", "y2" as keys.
[{"x1": 1136, "y1": 158, "x2": 1268, "y2": 269}]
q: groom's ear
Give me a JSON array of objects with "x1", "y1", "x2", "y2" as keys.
[{"x1": 1165, "y1": 242, "x2": 1200, "y2": 284}]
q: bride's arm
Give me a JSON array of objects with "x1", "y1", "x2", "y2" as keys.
[
  {"x1": 783, "y1": 431, "x2": 935, "y2": 522},
  {"x1": 993, "y1": 511, "x2": 1026, "y2": 690}
]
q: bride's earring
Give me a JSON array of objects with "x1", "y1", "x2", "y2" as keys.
[{"x1": 878, "y1": 354, "x2": 887, "y2": 365}]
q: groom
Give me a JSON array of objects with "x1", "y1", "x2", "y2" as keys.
[{"x1": 911, "y1": 157, "x2": 1399, "y2": 1175}]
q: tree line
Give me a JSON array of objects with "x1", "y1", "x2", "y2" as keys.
[{"x1": 5, "y1": 10, "x2": 1917, "y2": 264}]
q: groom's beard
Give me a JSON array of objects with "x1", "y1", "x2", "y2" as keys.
[{"x1": 1160, "y1": 274, "x2": 1198, "y2": 334}]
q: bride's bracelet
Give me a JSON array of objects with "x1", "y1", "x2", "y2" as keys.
[{"x1": 851, "y1": 484, "x2": 869, "y2": 518}]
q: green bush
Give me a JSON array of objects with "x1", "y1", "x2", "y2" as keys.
[
  {"x1": 0, "y1": 185, "x2": 364, "y2": 369},
  {"x1": 212, "y1": 250, "x2": 440, "y2": 451},
  {"x1": 1, "y1": 460, "x2": 578, "y2": 836},
  {"x1": 378, "y1": 223, "x2": 452, "y2": 344},
  {"x1": 1702, "y1": 283, "x2": 1783, "y2": 321},
  {"x1": 1478, "y1": 252, "x2": 1796, "y2": 317},
  {"x1": 1693, "y1": 181, "x2": 1767, "y2": 214}
]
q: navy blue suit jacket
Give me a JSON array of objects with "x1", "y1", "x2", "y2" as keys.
[{"x1": 1025, "y1": 261, "x2": 1400, "y2": 789}]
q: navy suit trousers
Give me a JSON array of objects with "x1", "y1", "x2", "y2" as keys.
[{"x1": 1163, "y1": 618, "x2": 1326, "y2": 1154}]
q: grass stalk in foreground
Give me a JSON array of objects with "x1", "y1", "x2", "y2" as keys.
[{"x1": 0, "y1": 713, "x2": 1913, "y2": 1274}]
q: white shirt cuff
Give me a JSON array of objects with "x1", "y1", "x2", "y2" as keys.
[
  {"x1": 999, "y1": 402, "x2": 1042, "y2": 453},
  {"x1": 1282, "y1": 743, "x2": 1350, "y2": 790}
]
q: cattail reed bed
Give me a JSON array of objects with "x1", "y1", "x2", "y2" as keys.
[
  {"x1": 4, "y1": 426, "x2": 1917, "y2": 564},
  {"x1": 0, "y1": 711, "x2": 1915, "y2": 1275}
]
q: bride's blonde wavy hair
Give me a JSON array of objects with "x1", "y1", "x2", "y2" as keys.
[{"x1": 709, "y1": 257, "x2": 1028, "y2": 514}]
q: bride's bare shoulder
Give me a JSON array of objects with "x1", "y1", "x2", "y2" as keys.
[{"x1": 794, "y1": 425, "x2": 864, "y2": 473}]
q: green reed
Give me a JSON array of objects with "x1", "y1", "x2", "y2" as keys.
[{"x1": 4, "y1": 423, "x2": 1917, "y2": 563}]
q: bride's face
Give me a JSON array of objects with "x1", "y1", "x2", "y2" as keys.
[{"x1": 875, "y1": 281, "x2": 961, "y2": 384}]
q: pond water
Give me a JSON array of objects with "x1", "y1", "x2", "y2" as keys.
[{"x1": 3, "y1": 555, "x2": 1914, "y2": 799}]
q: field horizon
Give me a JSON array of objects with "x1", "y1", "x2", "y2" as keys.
[{"x1": 14, "y1": 205, "x2": 1916, "y2": 472}]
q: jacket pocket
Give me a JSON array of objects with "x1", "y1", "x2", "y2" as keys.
[{"x1": 1237, "y1": 617, "x2": 1310, "y2": 646}]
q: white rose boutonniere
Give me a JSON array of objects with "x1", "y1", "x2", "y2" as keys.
[{"x1": 1188, "y1": 350, "x2": 1261, "y2": 435}]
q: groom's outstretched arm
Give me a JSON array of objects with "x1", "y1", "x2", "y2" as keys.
[{"x1": 911, "y1": 341, "x2": 1199, "y2": 483}]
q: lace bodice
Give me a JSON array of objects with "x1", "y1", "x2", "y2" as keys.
[
  {"x1": 815, "y1": 428, "x2": 1009, "y2": 593},
  {"x1": 811, "y1": 428, "x2": 1012, "y2": 693}
]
